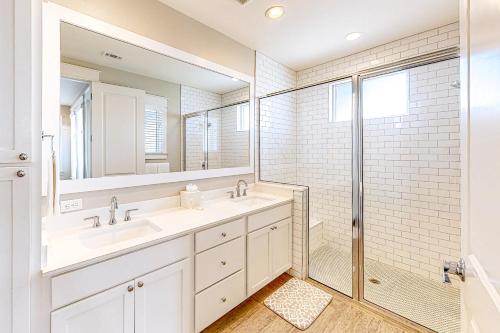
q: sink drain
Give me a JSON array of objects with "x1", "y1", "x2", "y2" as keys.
[{"x1": 368, "y1": 278, "x2": 381, "y2": 284}]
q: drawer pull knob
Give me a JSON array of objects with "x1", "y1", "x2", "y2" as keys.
[
  {"x1": 221, "y1": 297, "x2": 227, "y2": 303},
  {"x1": 221, "y1": 232, "x2": 227, "y2": 237},
  {"x1": 127, "y1": 285, "x2": 134, "y2": 292},
  {"x1": 19, "y1": 153, "x2": 28, "y2": 160},
  {"x1": 270, "y1": 226, "x2": 277, "y2": 231},
  {"x1": 221, "y1": 260, "x2": 227, "y2": 266},
  {"x1": 137, "y1": 281, "x2": 144, "y2": 288},
  {"x1": 16, "y1": 170, "x2": 26, "y2": 178}
]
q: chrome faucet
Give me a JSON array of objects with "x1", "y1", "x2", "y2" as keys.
[
  {"x1": 235, "y1": 180, "x2": 248, "y2": 197},
  {"x1": 443, "y1": 258, "x2": 465, "y2": 283},
  {"x1": 109, "y1": 196, "x2": 118, "y2": 225}
]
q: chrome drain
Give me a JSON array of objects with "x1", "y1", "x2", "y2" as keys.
[{"x1": 368, "y1": 278, "x2": 381, "y2": 284}]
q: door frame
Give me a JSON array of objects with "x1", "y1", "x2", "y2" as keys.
[{"x1": 353, "y1": 54, "x2": 460, "y2": 332}]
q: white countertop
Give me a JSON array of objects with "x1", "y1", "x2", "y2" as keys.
[{"x1": 43, "y1": 191, "x2": 292, "y2": 277}]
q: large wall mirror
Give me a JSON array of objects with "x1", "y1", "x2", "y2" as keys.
[{"x1": 43, "y1": 4, "x2": 254, "y2": 194}]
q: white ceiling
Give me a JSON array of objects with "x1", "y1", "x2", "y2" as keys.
[
  {"x1": 159, "y1": 0, "x2": 459, "y2": 71},
  {"x1": 60, "y1": 23, "x2": 248, "y2": 94}
]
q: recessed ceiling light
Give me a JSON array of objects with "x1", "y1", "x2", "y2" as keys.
[
  {"x1": 265, "y1": 6, "x2": 284, "y2": 19},
  {"x1": 345, "y1": 32, "x2": 362, "y2": 41},
  {"x1": 231, "y1": 77, "x2": 239, "y2": 82}
]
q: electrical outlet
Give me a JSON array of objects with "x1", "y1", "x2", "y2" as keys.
[{"x1": 60, "y1": 199, "x2": 83, "y2": 213}]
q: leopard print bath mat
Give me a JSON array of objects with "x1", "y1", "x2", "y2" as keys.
[{"x1": 264, "y1": 278, "x2": 332, "y2": 330}]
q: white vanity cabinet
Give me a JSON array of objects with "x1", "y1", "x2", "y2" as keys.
[
  {"x1": 247, "y1": 204, "x2": 292, "y2": 296},
  {"x1": 51, "y1": 281, "x2": 135, "y2": 333},
  {"x1": 52, "y1": 259, "x2": 192, "y2": 333},
  {"x1": 0, "y1": 168, "x2": 31, "y2": 333},
  {"x1": 50, "y1": 236, "x2": 194, "y2": 333},
  {"x1": 135, "y1": 259, "x2": 192, "y2": 333},
  {"x1": 0, "y1": 0, "x2": 33, "y2": 164},
  {"x1": 194, "y1": 218, "x2": 246, "y2": 332}
]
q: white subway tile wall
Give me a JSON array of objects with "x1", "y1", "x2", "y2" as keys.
[
  {"x1": 221, "y1": 88, "x2": 250, "y2": 168},
  {"x1": 182, "y1": 86, "x2": 250, "y2": 170},
  {"x1": 182, "y1": 86, "x2": 222, "y2": 171},
  {"x1": 256, "y1": 22, "x2": 460, "y2": 282},
  {"x1": 290, "y1": 188, "x2": 308, "y2": 279},
  {"x1": 256, "y1": 53, "x2": 298, "y2": 183},
  {"x1": 363, "y1": 59, "x2": 461, "y2": 281}
]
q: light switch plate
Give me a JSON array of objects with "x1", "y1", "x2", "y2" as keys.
[{"x1": 60, "y1": 199, "x2": 83, "y2": 213}]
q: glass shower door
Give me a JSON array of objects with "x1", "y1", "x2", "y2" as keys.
[
  {"x1": 184, "y1": 112, "x2": 207, "y2": 171},
  {"x1": 360, "y1": 60, "x2": 461, "y2": 332},
  {"x1": 301, "y1": 80, "x2": 354, "y2": 297}
]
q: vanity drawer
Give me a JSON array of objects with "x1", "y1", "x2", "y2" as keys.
[
  {"x1": 247, "y1": 203, "x2": 292, "y2": 232},
  {"x1": 51, "y1": 234, "x2": 192, "y2": 310},
  {"x1": 195, "y1": 237, "x2": 245, "y2": 292},
  {"x1": 195, "y1": 218, "x2": 245, "y2": 253},
  {"x1": 195, "y1": 270, "x2": 246, "y2": 332}
]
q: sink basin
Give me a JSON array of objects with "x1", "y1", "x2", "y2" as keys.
[
  {"x1": 79, "y1": 220, "x2": 162, "y2": 249},
  {"x1": 230, "y1": 195, "x2": 274, "y2": 206}
]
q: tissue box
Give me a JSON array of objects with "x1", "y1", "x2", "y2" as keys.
[{"x1": 180, "y1": 190, "x2": 202, "y2": 209}]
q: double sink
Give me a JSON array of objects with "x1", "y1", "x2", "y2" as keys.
[{"x1": 77, "y1": 194, "x2": 274, "y2": 250}]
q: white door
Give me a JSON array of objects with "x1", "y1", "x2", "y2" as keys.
[
  {"x1": 247, "y1": 226, "x2": 272, "y2": 295},
  {"x1": 51, "y1": 281, "x2": 135, "y2": 333},
  {"x1": 0, "y1": 0, "x2": 32, "y2": 164},
  {"x1": 135, "y1": 258, "x2": 194, "y2": 333},
  {"x1": 91, "y1": 82, "x2": 145, "y2": 177},
  {"x1": 0, "y1": 168, "x2": 31, "y2": 333},
  {"x1": 461, "y1": 0, "x2": 500, "y2": 331},
  {"x1": 270, "y1": 218, "x2": 292, "y2": 277}
]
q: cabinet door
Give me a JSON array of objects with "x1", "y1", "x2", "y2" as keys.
[
  {"x1": 0, "y1": 0, "x2": 32, "y2": 164},
  {"x1": 270, "y1": 218, "x2": 292, "y2": 277},
  {"x1": 0, "y1": 167, "x2": 30, "y2": 333},
  {"x1": 247, "y1": 226, "x2": 272, "y2": 295},
  {"x1": 51, "y1": 281, "x2": 135, "y2": 333},
  {"x1": 135, "y1": 258, "x2": 193, "y2": 333}
]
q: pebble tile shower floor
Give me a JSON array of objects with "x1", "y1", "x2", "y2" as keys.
[{"x1": 309, "y1": 245, "x2": 460, "y2": 333}]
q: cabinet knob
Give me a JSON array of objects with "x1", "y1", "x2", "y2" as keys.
[
  {"x1": 220, "y1": 260, "x2": 227, "y2": 266},
  {"x1": 18, "y1": 153, "x2": 28, "y2": 161},
  {"x1": 221, "y1": 232, "x2": 227, "y2": 238},
  {"x1": 16, "y1": 170, "x2": 26, "y2": 178},
  {"x1": 270, "y1": 226, "x2": 277, "y2": 231},
  {"x1": 137, "y1": 281, "x2": 144, "y2": 288},
  {"x1": 221, "y1": 297, "x2": 227, "y2": 303},
  {"x1": 127, "y1": 285, "x2": 134, "y2": 292}
]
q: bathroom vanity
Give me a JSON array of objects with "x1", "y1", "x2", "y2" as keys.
[
  {"x1": 44, "y1": 190, "x2": 293, "y2": 333},
  {"x1": 39, "y1": 3, "x2": 285, "y2": 333}
]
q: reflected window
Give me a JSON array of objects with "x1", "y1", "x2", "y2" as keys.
[
  {"x1": 144, "y1": 94, "x2": 167, "y2": 156},
  {"x1": 237, "y1": 103, "x2": 250, "y2": 131},
  {"x1": 362, "y1": 70, "x2": 409, "y2": 119},
  {"x1": 329, "y1": 79, "x2": 352, "y2": 122}
]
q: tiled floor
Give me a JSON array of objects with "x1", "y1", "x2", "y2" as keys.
[
  {"x1": 309, "y1": 245, "x2": 461, "y2": 333},
  {"x1": 203, "y1": 273, "x2": 421, "y2": 333}
]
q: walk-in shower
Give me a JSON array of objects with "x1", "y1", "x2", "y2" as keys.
[
  {"x1": 259, "y1": 50, "x2": 461, "y2": 332},
  {"x1": 183, "y1": 100, "x2": 250, "y2": 171}
]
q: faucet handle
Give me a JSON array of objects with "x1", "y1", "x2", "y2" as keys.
[
  {"x1": 226, "y1": 191, "x2": 235, "y2": 199},
  {"x1": 242, "y1": 188, "x2": 248, "y2": 196},
  {"x1": 124, "y1": 208, "x2": 139, "y2": 222},
  {"x1": 84, "y1": 216, "x2": 101, "y2": 228}
]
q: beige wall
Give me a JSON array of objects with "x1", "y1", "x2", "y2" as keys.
[
  {"x1": 51, "y1": 0, "x2": 255, "y2": 76},
  {"x1": 62, "y1": 57, "x2": 182, "y2": 172}
]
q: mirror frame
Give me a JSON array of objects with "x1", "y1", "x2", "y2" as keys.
[{"x1": 42, "y1": 2, "x2": 255, "y2": 194}]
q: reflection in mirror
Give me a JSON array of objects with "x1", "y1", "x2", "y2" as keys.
[
  {"x1": 182, "y1": 86, "x2": 250, "y2": 171},
  {"x1": 57, "y1": 22, "x2": 250, "y2": 181}
]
